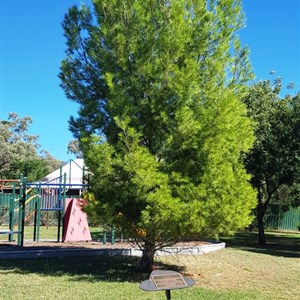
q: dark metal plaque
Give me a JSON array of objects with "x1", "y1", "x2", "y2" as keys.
[{"x1": 151, "y1": 273, "x2": 187, "y2": 289}]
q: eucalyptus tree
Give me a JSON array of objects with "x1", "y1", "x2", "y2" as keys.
[
  {"x1": 243, "y1": 81, "x2": 300, "y2": 244},
  {"x1": 0, "y1": 113, "x2": 61, "y2": 181},
  {"x1": 67, "y1": 140, "x2": 83, "y2": 158},
  {"x1": 60, "y1": 0, "x2": 257, "y2": 272}
]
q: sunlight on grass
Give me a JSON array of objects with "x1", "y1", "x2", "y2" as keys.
[
  {"x1": 0, "y1": 231, "x2": 299, "y2": 299},
  {"x1": 0, "y1": 225, "x2": 108, "y2": 242}
]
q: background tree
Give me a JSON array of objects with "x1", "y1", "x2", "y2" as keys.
[
  {"x1": 67, "y1": 140, "x2": 83, "y2": 158},
  {"x1": 243, "y1": 80, "x2": 300, "y2": 244},
  {"x1": 60, "y1": 0, "x2": 257, "y2": 272},
  {"x1": 0, "y1": 113, "x2": 61, "y2": 181}
]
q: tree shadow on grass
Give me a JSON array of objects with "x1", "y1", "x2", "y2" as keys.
[
  {"x1": 0, "y1": 254, "x2": 185, "y2": 283},
  {"x1": 220, "y1": 231, "x2": 300, "y2": 258}
]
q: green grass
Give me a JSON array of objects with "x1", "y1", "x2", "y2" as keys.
[
  {"x1": 0, "y1": 255, "x2": 267, "y2": 300},
  {"x1": 0, "y1": 225, "x2": 115, "y2": 242},
  {"x1": 0, "y1": 231, "x2": 299, "y2": 299},
  {"x1": 220, "y1": 230, "x2": 300, "y2": 258}
]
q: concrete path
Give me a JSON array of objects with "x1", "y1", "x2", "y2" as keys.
[{"x1": 0, "y1": 240, "x2": 225, "y2": 259}]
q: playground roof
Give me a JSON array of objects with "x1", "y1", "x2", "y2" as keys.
[{"x1": 40, "y1": 159, "x2": 86, "y2": 187}]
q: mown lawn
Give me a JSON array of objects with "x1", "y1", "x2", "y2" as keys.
[
  {"x1": 0, "y1": 231, "x2": 299, "y2": 299},
  {"x1": 0, "y1": 225, "x2": 118, "y2": 242}
]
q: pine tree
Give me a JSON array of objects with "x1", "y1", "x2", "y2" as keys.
[{"x1": 60, "y1": 0, "x2": 256, "y2": 272}]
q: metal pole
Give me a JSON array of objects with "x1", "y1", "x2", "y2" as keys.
[
  {"x1": 57, "y1": 210, "x2": 61, "y2": 242},
  {"x1": 20, "y1": 177, "x2": 26, "y2": 247},
  {"x1": 111, "y1": 225, "x2": 115, "y2": 245},
  {"x1": 33, "y1": 198, "x2": 37, "y2": 242},
  {"x1": 57, "y1": 167, "x2": 63, "y2": 242},
  {"x1": 9, "y1": 183, "x2": 16, "y2": 242},
  {"x1": 165, "y1": 290, "x2": 171, "y2": 300},
  {"x1": 103, "y1": 225, "x2": 107, "y2": 245},
  {"x1": 33, "y1": 186, "x2": 39, "y2": 241},
  {"x1": 36, "y1": 184, "x2": 41, "y2": 241},
  {"x1": 62, "y1": 173, "x2": 67, "y2": 242},
  {"x1": 17, "y1": 176, "x2": 23, "y2": 246}
]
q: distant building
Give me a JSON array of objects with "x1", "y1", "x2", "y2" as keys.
[{"x1": 39, "y1": 159, "x2": 88, "y2": 197}]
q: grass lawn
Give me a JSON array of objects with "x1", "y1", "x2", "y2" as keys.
[
  {"x1": 0, "y1": 225, "x2": 117, "y2": 243},
  {"x1": 0, "y1": 230, "x2": 299, "y2": 299}
]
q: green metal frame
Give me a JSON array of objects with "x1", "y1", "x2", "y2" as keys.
[
  {"x1": 1, "y1": 165, "x2": 89, "y2": 246},
  {"x1": 8, "y1": 183, "x2": 16, "y2": 242}
]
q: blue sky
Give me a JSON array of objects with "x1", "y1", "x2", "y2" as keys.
[{"x1": 0, "y1": 0, "x2": 299, "y2": 162}]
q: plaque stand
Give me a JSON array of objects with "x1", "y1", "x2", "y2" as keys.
[{"x1": 140, "y1": 270, "x2": 195, "y2": 299}]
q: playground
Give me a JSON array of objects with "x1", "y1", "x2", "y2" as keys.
[{"x1": 0, "y1": 159, "x2": 116, "y2": 248}]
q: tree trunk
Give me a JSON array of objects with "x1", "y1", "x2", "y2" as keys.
[
  {"x1": 257, "y1": 203, "x2": 266, "y2": 245},
  {"x1": 139, "y1": 240, "x2": 156, "y2": 273}
]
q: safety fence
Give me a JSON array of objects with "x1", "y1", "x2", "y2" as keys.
[{"x1": 264, "y1": 204, "x2": 300, "y2": 231}]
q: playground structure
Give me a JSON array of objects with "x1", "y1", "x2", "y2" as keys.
[{"x1": 0, "y1": 160, "x2": 92, "y2": 246}]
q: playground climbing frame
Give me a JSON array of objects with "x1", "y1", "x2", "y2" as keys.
[{"x1": 0, "y1": 172, "x2": 88, "y2": 246}]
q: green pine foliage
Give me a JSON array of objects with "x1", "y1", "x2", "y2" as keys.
[{"x1": 60, "y1": 0, "x2": 257, "y2": 266}]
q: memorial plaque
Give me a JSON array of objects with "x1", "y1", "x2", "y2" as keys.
[
  {"x1": 140, "y1": 269, "x2": 195, "y2": 299},
  {"x1": 151, "y1": 273, "x2": 187, "y2": 289}
]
